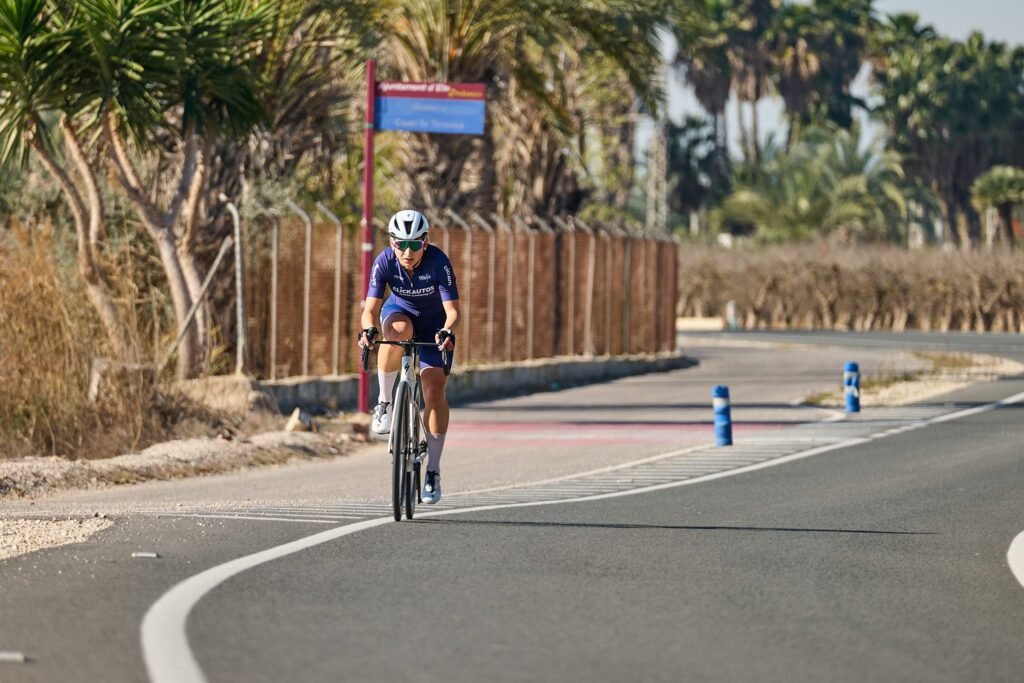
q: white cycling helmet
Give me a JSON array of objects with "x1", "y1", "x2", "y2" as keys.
[{"x1": 388, "y1": 209, "x2": 429, "y2": 240}]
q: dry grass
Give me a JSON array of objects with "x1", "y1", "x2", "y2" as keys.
[
  {"x1": 801, "y1": 351, "x2": 1005, "y2": 407},
  {"x1": 913, "y1": 351, "x2": 977, "y2": 371},
  {"x1": 0, "y1": 221, "x2": 232, "y2": 460}
]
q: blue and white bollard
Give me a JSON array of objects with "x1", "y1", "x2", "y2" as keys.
[
  {"x1": 844, "y1": 362, "x2": 860, "y2": 413},
  {"x1": 713, "y1": 385, "x2": 733, "y2": 446},
  {"x1": 725, "y1": 300, "x2": 738, "y2": 330}
]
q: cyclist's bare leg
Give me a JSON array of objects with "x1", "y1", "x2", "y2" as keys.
[
  {"x1": 421, "y1": 368, "x2": 449, "y2": 432},
  {"x1": 377, "y1": 313, "x2": 413, "y2": 402},
  {"x1": 421, "y1": 368, "x2": 449, "y2": 472}
]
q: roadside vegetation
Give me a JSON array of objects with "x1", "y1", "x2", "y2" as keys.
[
  {"x1": 0, "y1": 221, "x2": 239, "y2": 459},
  {"x1": 0, "y1": 221, "x2": 149, "y2": 458},
  {"x1": 802, "y1": 351, "x2": 1011, "y2": 408},
  {"x1": 672, "y1": 2, "x2": 1024, "y2": 249},
  {"x1": 678, "y1": 245, "x2": 1024, "y2": 332},
  {"x1": 1, "y1": 0, "x2": 1023, "y2": 460}
]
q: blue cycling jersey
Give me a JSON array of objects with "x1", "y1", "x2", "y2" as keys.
[{"x1": 367, "y1": 244, "x2": 459, "y2": 315}]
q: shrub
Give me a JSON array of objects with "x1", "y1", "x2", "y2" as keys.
[
  {"x1": 678, "y1": 244, "x2": 1024, "y2": 332},
  {"x1": 0, "y1": 221, "x2": 161, "y2": 458}
]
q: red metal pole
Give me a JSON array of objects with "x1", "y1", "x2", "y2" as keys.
[{"x1": 359, "y1": 60, "x2": 377, "y2": 414}]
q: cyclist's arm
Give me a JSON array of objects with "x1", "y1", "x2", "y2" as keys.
[
  {"x1": 362, "y1": 297, "x2": 384, "y2": 329},
  {"x1": 435, "y1": 299, "x2": 460, "y2": 351},
  {"x1": 441, "y1": 299, "x2": 459, "y2": 332},
  {"x1": 360, "y1": 297, "x2": 384, "y2": 343}
]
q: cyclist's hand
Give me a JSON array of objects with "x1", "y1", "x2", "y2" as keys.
[
  {"x1": 436, "y1": 328, "x2": 456, "y2": 352},
  {"x1": 358, "y1": 327, "x2": 379, "y2": 349}
]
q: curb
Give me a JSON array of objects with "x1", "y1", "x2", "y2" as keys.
[{"x1": 263, "y1": 351, "x2": 695, "y2": 414}]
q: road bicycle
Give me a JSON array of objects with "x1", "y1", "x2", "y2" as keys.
[{"x1": 362, "y1": 340, "x2": 449, "y2": 521}]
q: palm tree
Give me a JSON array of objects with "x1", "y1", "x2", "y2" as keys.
[
  {"x1": 723, "y1": 0, "x2": 779, "y2": 165},
  {"x1": 716, "y1": 124, "x2": 936, "y2": 244},
  {"x1": 766, "y1": 2, "x2": 819, "y2": 149},
  {"x1": 214, "y1": 0, "x2": 383, "y2": 201},
  {"x1": 871, "y1": 28, "x2": 1024, "y2": 249},
  {"x1": 665, "y1": 115, "x2": 727, "y2": 218},
  {"x1": 971, "y1": 165, "x2": 1024, "y2": 247},
  {"x1": 68, "y1": 0, "x2": 271, "y2": 377},
  {"x1": 379, "y1": 0, "x2": 668, "y2": 216},
  {"x1": 808, "y1": 0, "x2": 874, "y2": 129},
  {"x1": 0, "y1": 0, "x2": 273, "y2": 376},
  {"x1": 0, "y1": 0, "x2": 127, "y2": 356},
  {"x1": 673, "y1": 0, "x2": 733, "y2": 182}
]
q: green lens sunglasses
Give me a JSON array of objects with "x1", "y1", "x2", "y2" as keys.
[{"x1": 393, "y1": 239, "x2": 425, "y2": 252}]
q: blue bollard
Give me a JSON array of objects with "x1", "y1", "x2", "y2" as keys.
[
  {"x1": 844, "y1": 362, "x2": 860, "y2": 413},
  {"x1": 712, "y1": 385, "x2": 733, "y2": 446},
  {"x1": 725, "y1": 300, "x2": 738, "y2": 330}
]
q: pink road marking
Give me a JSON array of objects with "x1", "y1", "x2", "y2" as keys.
[
  {"x1": 447, "y1": 422, "x2": 788, "y2": 447},
  {"x1": 453, "y1": 421, "x2": 794, "y2": 432}
]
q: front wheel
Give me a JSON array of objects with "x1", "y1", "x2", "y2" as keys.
[
  {"x1": 404, "y1": 469, "x2": 416, "y2": 519},
  {"x1": 390, "y1": 383, "x2": 410, "y2": 521},
  {"x1": 404, "y1": 396, "x2": 419, "y2": 519}
]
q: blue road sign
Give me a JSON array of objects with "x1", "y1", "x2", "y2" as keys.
[{"x1": 375, "y1": 81, "x2": 486, "y2": 136}]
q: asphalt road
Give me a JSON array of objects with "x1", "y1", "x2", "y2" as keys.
[
  {"x1": 189, "y1": 381, "x2": 1024, "y2": 683},
  {"x1": 686, "y1": 328, "x2": 1024, "y2": 362},
  {"x1": 2, "y1": 331, "x2": 1023, "y2": 682}
]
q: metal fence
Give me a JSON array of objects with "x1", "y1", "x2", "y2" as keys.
[{"x1": 243, "y1": 208, "x2": 678, "y2": 379}]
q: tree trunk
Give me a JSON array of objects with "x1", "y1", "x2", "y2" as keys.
[
  {"x1": 736, "y1": 99, "x2": 751, "y2": 164},
  {"x1": 750, "y1": 100, "x2": 761, "y2": 165},
  {"x1": 998, "y1": 204, "x2": 1015, "y2": 248},
  {"x1": 956, "y1": 211, "x2": 972, "y2": 252},
  {"x1": 28, "y1": 120, "x2": 128, "y2": 359},
  {"x1": 940, "y1": 182, "x2": 960, "y2": 249},
  {"x1": 176, "y1": 139, "x2": 211, "y2": 372},
  {"x1": 103, "y1": 111, "x2": 204, "y2": 377},
  {"x1": 154, "y1": 232, "x2": 201, "y2": 378}
]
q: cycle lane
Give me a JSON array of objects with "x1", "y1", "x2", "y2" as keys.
[{"x1": 164, "y1": 378, "x2": 1024, "y2": 683}]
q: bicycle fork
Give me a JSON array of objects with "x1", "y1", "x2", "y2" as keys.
[{"x1": 401, "y1": 353, "x2": 429, "y2": 466}]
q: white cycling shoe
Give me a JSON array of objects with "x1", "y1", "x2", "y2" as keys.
[
  {"x1": 421, "y1": 471, "x2": 441, "y2": 504},
  {"x1": 371, "y1": 402, "x2": 392, "y2": 435}
]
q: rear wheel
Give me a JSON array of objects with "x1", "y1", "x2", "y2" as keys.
[{"x1": 390, "y1": 383, "x2": 409, "y2": 521}]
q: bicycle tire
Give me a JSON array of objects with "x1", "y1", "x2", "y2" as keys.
[
  {"x1": 413, "y1": 460, "x2": 422, "y2": 509},
  {"x1": 408, "y1": 379, "x2": 424, "y2": 516},
  {"x1": 390, "y1": 382, "x2": 409, "y2": 521},
  {"x1": 404, "y1": 471, "x2": 415, "y2": 519},
  {"x1": 404, "y1": 386, "x2": 417, "y2": 519}
]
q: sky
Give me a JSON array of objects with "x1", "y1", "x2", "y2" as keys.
[
  {"x1": 652, "y1": 0, "x2": 1024, "y2": 156},
  {"x1": 874, "y1": 0, "x2": 1024, "y2": 45}
]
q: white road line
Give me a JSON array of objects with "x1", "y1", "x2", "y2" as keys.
[
  {"x1": 142, "y1": 517, "x2": 393, "y2": 683},
  {"x1": 141, "y1": 389, "x2": 1024, "y2": 683},
  {"x1": 171, "y1": 514, "x2": 340, "y2": 525},
  {"x1": 1008, "y1": 532, "x2": 1024, "y2": 590},
  {"x1": 444, "y1": 443, "x2": 712, "y2": 499}
]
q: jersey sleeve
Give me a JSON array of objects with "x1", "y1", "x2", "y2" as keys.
[
  {"x1": 367, "y1": 251, "x2": 389, "y2": 299},
  {"x1": 437, "y1": 251, "x2": 459, "y2": 302}
]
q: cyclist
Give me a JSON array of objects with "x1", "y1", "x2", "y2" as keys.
[{"x1": 357, "y1": 209, "x2": 459, "y2": 504}]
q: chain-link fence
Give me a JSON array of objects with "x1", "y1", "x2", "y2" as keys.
[{"x1": 243, "y1": 208, "x2": 678, "y2": 379}]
